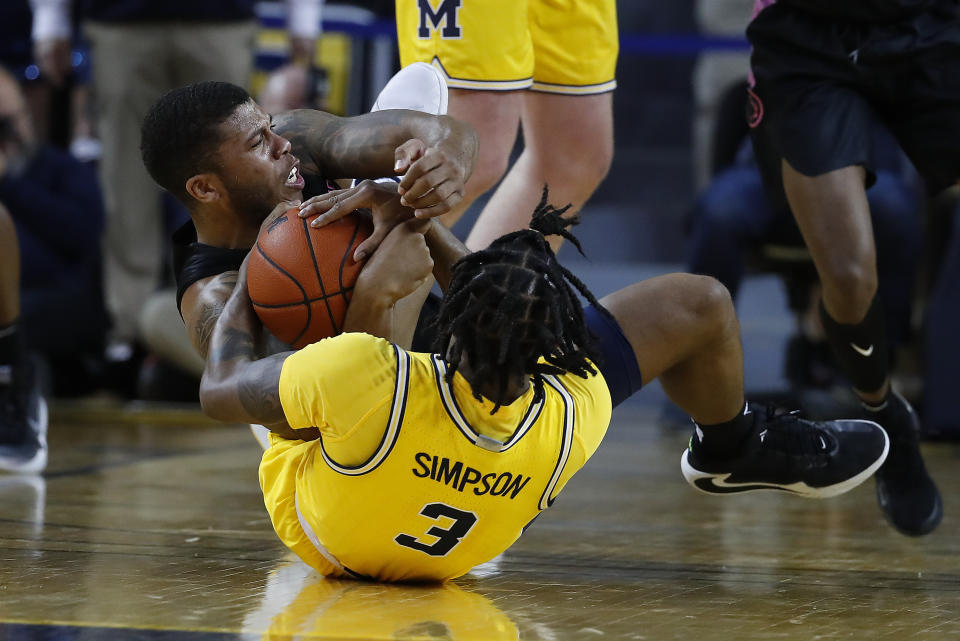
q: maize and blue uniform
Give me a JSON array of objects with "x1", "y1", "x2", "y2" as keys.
[{"x1": 260, "y1": 332, "x2": 612, "y2": 582}]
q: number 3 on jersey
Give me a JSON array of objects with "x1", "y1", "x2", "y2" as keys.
[{"x1": 394, "y1": 502, "x2": 478, "y2": 556}]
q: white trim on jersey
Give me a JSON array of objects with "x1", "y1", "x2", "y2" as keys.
[
  {"x1": 529, "y1": 79, "x2": 618, "y2": 96},
  {"x1": 446, "y1": 77, "x2": 534, "y2": 91},
  {"x1": 431, "y1": 355, "x2": 545, "y2": 452},
  {"x1": 295, "y1": 492, "x2": 347, "y2": 572},
  {"x1": 319, "y1": 345, "x2": 410, "y2": 475},
  {"x1": 538, "y1": 374, "x2": 575, "y2": 510},
  {"x1": 431, "y1": 57, "x2": 534, "y2": 91}
]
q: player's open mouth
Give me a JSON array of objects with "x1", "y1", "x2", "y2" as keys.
[{"x1": 285, "y1": 164, "x2": 305, "y2": 189}]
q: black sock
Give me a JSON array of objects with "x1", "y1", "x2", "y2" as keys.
[
  {"x1": 819, "y1": 296, "x2": 889, "y2": 394},
  {"x1": 693, "y1": 401, "x2": 755, "y2": 459}
]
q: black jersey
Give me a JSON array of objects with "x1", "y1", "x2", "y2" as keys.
[{"x1": 172, "y1": 221, "x2": 248, "y2": 315}]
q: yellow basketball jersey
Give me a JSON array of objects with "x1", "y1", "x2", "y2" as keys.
[{"x1": 262, "y1": 333, "x2": 611, "y2": 582}]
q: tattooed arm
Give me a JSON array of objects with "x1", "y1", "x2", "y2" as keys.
[
  {"x1": 273, "y1": 108, "x2": 477, "y2": 218},
  {"x1": 182, "y1": 272, "x2": 289, "y2": 361},
  {"x1": 198, "y1": 256, "x2": 319, "y2": 440},
  {"x1": 182, "y1": 272, "x2": 238, "y2": 361}
]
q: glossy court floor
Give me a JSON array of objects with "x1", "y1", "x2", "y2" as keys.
[{"x1": 1, "y1": 397, "x2": 959, "y2": 641}]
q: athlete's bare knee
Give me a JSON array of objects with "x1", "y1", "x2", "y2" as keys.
[
  {"x1": 578, "y1": 144, "x2": 613, "y2": 191},
  {"x1": 689, "y1": 274, "x2": 736, "y2": 334},
  {"x1": 590, "y1": 135, "x2": 614, "y2": 181},
  {"x1": 468, "y1": 147, "x2": 511, "y2": 198},
  {"x1": 819, "y1": 259, "x2": 878, "y2": 320},
  {"x1": 534, "y1": 135, "x2": 612, "y2": 194},
  {"x1": 661, "y1": 273, "x2": 735, "y2": 340}
]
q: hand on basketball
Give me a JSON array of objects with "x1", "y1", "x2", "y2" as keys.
[
  {"x1": 258, "y1": 199, "x2": 302, "y2": 237},
  {"x1": 298, "y1": 180, "x2": 412, "y2": 261},
  {"x1": 356, "y1": 218, "x2": 434, "y2": 302},
  {"x1": 395, "y1": 138, "x2": 467, "y2": 218}
]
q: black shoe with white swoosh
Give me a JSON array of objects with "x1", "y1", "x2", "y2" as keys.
[{"x1": 681, "y1": 405, "x2": 889, "y2": 498}]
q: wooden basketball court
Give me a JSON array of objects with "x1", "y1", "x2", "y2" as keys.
[{"x1": 1, "y1": 401, "x2": 958, "y2": 640}]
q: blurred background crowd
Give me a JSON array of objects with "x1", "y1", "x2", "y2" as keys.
[{"x1": 1, "y1": 0, "x2": 957, "y2": 440}]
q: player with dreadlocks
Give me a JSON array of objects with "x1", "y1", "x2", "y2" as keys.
[
  {"x1": 198, "y1": 187, "x2": 889, "y2": 583},
  {"x1": 432, "y1": 196, "x2": 602, "y2": 413}
]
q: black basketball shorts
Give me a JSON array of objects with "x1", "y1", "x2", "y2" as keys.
[{"x1": 747, "y1": 1, "x2": 960, "y2": 201}]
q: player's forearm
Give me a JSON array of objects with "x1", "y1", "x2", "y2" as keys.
[
  {"x1": 424, "y1": 220, "x2": 469, "y2": 291},
  {"x1": 200, "y1": 275, "x2": 291, "y2": 424},
  {"x1": 273, "y1": 108, "x2": 475, "y2": 180},
  {"x1": 199, "y1": 284, "x2": 260, "y2": 421},
  {"x1": 343, "y1": 268, "x2": 402, "y2": 341},
  {"x1": 404, "y1": 112, "x2": 477, "y2": 184}
]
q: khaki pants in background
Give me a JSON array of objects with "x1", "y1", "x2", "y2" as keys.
[{"x1": 85, "y1": 20, "x2": 257, "y2": 345}]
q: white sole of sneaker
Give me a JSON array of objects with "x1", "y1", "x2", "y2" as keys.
[
  {"x1": 681, "y1": 422, "x2": 890, "y2": 499},
  {"x1": 371, "y1": 62, "x2": 449, "y2": 115}
]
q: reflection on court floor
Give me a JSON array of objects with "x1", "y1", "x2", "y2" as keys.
[
  {"x1": 242, "y1": 562, "x2": 519, "y2": 640},
  {"x1": 0, "y1": 403, "x2": 958, "y2": 640}
]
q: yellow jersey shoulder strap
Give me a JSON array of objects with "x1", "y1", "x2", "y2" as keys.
[{"x1": 318, "y1": 344, "x2": 411, "y2": 476}]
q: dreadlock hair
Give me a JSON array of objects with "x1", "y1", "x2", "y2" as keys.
[
  {"x1": 432, "y1": 185, "x2": 609, "y2": 413},
  {"x1": 140, "y1": 81, "x2": 251, "y2": 204}
]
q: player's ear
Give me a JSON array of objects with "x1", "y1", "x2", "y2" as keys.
[{"x1": 185, "y1": 173, "x2": 224, "y2": 204}]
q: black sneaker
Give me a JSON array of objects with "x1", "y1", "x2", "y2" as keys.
[
  {"x1": 0, "y1": 358, "x2": 49, "y2": 474},
  {"x1": 868, "y1": 392, "x2": 942, "y2": 536},
  {"x1": 681, "y1": 405, "x2": 888, "y2": 498}
]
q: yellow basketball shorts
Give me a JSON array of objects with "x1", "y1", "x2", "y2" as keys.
[{"x1": 396, "y1": 0, "x2": 618, "y2": 94}]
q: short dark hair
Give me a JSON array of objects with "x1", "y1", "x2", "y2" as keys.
[
  {"x1": 432, "y1": 186, "x2": 607, "y2": 413},
  {"x1": 140, "y1": 81, "x2": 251, "y2": 203}
]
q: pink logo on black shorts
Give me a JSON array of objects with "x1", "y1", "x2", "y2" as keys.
[{"x1": 747, "y1": 87, "x2": 764, "y2": 128}]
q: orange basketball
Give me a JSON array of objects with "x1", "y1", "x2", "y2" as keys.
[{"x1": 247, "y1": 209, "x2": 372, "y2": 348}]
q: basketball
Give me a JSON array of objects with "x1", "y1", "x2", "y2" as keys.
[{"x1": 247, "y1": 209, "x2": 372, "y2": 348}]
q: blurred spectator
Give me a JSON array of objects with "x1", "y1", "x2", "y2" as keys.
[
  {"x1": 0, "y1": 66, "x2": 108, "y2": 396},
  {"x1": 0, "y1": 0, "x2": 63, "y2": 148},
  {"x1": 29, "y1": 0, "x2": 323, "y2": 373},
  {"x1": 688, "y1": 82, "x2": 922, "y2": 391},
  {"x1": 924, "y1": 198, "x2": 960, "y2": 440},
  {"x1": 0, "y1": 2, "x2": 35, "y2": 72},
  {"x1": 258, "y1": 63, "x2": 329, "y2": 114},
  {"x1": 691, "y1": 0, "x2": 752, "y2": 191}
]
